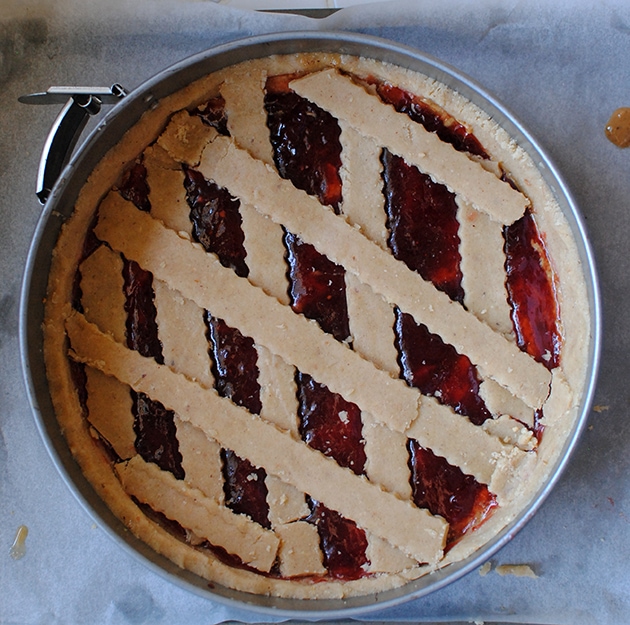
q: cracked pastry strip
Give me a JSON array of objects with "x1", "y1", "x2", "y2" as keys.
[
  {"x1": 338, "y1": 123, "x2": 389, "y2": 248},
  {"x1": 405, "y1": 394, "x2": 522, "y2": 491},
  {"x1": 174, "y1": 417, "x2": 224, "y2": 503},
  {"x1": 153, "y1": 278, "x2": 214, "y2": 389},
  {"x1": 66, "y1": 312, "x2": 449, "y2": 563},
  {"x1": 85, "y1": 367, "x2": 135, "y2": 461},
  {"x1": 79, "y1": 244, "x2": 126, "y2": 342}
]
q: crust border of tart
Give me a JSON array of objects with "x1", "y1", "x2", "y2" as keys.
[{"x1": 42, "y1": 52, "x2": 591, "y2": 599}]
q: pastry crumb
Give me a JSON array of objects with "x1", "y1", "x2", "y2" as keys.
[
  {"x1": 593, "y1": 404, "x2": 609, "y2": 413},
  {"x1": 495, "y1": 563, "x2": 538, "y2": 578},
  {"x1": 478, "y1": 561, "x2": 492, "y2": 576}
]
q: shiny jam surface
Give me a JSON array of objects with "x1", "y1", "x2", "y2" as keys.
[
  {"x1": 132, "y1": 391, "x2": 185, "y2": 480},
  {"x1": 119, "y1": 161, "x2": 151, "y2": 213},
  {"x1": 306, "y1": 500, "x2": 369, "y2": 579},
  {"x1": 83, "y1": 72, "x2": 564, "y2": 580},
  {"x1": 265, "y1": 74, "x2": 343, "y2": 211},
  {"x1": 221, "y1": 448, "x2": 270, "y2": 529},
  {"x1": 408, "y1": 440, "x2": 497, "y2": 547},
  {"x1": 504, "y1": 210, "x2": 561, "y2": 370},
  {"x1": 184, "y1": 167, "x2": 249, "y2": 278},
  {"x1": 395, "y1": 310, "x2": 492, "y2": 426},
  {"x1": 205, "y1": 314, "x2": 263, "y2": 416},
  {"x1": 122, "y1": 258, "x2": 164, "y2": 363},
  {"x1": 382, "y1": 149, "x2": 465, "y2": 304},
  {"x1": 285, "y1": 232, "x2": 351, "y2": 343},
  {"x1": 297, "y1": 373, "x2": 366, "y2": 476}
]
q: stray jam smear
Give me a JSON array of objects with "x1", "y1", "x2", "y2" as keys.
[
  {"x1": 9, "y1": 525, "x2": 29, "y2": 561},
  {"x1": 408, "y1": 440, "x2": 497, "y2": 547},
  {"x1": 605, "y1": 107, "x2": 630, "y2": 148},
  {"x1": 504, "y1": 210, "x2": 561, "y2": 370}
]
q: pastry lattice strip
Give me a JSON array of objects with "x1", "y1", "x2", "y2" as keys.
[{"x1": 290, "y1": 69, "x2": 529, "y2": 225}]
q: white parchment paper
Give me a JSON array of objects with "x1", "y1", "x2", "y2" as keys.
[{"x1": 1, "y1": 1, "x2": 629, "y2": 623}]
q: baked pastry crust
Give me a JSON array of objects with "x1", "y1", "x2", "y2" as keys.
[{"x1": 43, "y1": 52, "x2": 592, "y2": 599}]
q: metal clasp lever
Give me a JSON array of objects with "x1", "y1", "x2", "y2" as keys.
[{"x1": 19, "y1": 84, "x2": 127, "y2": 204}]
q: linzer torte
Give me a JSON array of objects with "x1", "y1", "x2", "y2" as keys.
[{"x1": 43, "y1": 52, "x2": 592, "y2": 599}]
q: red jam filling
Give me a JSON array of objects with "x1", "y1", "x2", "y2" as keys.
[
  {"x1": 221, "y1": 448, "x2": 271, "y2": 529},
  {"x1": 408, "y1": 440, "x2": 497, "y2": 547},
  {"x1": 504, "y1": 210, "x2": 562, "y2": 370},
  {"x1": 192, "y1": 95, "x2": 229, "y2": 136},
  {"x1": 306, "y1": 500, "x2": 369, "y2": 579},
  {"x1": 382, "y1": 149, "x2": 465, "y2": 304},
  {"x1": 284, "y1": 232, "x2": 351, "y2": 343},
  {"x1": 78, "y1": 72, "x2": 565, "y2": 578},
  {"x1": 264, "y1": 74, "x2": 343, "y2": 211},
  {"x1": 118, "y1": 161, "x2": 151, "y2": 213},
  {"x1": 297, "y1": 373, "x2": 366, "y2": 476},
  {"x1": 205, "y1": 313, "x2": 262, "y2": 416},
  {"x1": 132, "y1": 390, "x2": 185, "y2": 480},
  {"x1": 184, "y1": 167, "x2": 249, "y2": 278},
  {"x1": 122, "y1": 258, "x2": 164, "y2": 363},
  {"x1": 395, "y1": 310, "x2": 492, "y2": 426},
  {"x1": 69, "y1": 358, "x2": 88, "y2": 415}
]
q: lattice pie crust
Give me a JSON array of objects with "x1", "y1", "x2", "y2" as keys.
[{"x1": 43, "y1": 53, "x2": 591, "y2": 599}]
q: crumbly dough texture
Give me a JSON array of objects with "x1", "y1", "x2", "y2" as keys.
[{"x1": 42, "y1": 52, "x2": 592, "y2": 600}]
